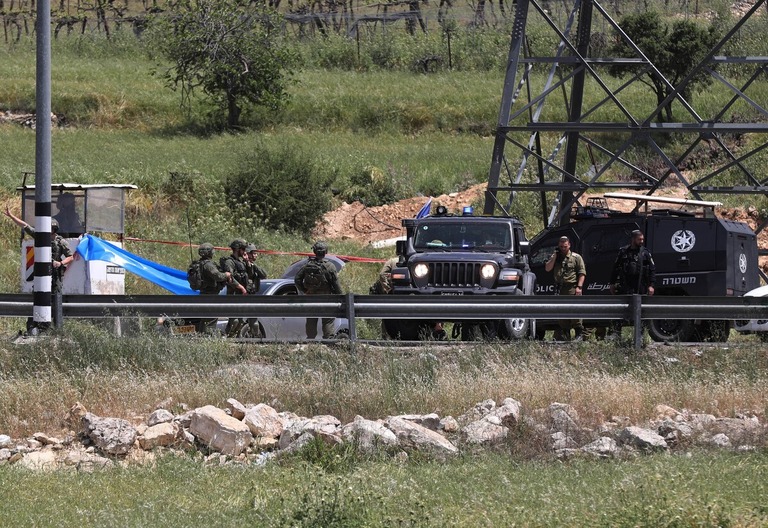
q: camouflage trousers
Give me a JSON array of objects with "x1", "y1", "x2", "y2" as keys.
[
  {"x1": 556, "y1": 285, "x2": 585, "y2": 340},
  {"x1": 306, "y1": 317, "x2": 335, "y2": 340}
]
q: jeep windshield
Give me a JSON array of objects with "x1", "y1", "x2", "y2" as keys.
[{"x1": 413, "y1": 221, "x2": 512, "y2": 251}]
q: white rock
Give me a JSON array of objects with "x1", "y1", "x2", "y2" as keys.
[
  {"x1": 618, "y1": 426, "x2": 668, "y2": 451},
  {"x1": 190, "y1": 405, "x2": 253, "y2": 456},
  {"x1": 440, "y1": 416, "x2": 459, "y2": 433},
  {"x1": 225, "y1": 398, "x2": 247, "y2": 420},
  {"x1": 385, "y1": 416, "x2": 458, "y2": 455},
  {"x1": 0, "y1": 435, "x2": 11, "y2": 448},
  {"x1": 82, "y1": 413, "x2": 138, "y2": 455},
  {"x1": 340, "y1": 416, "x2": 398, "y2": 452},
  {"x1": 243, "y1": 404, "x2": 284, "y2": 440},
  {"x1": 710, "y1": 433, "x2": 732, "y2": 448},
  {"x1": 139, "y1": 422, "x2": 178, "y2": 450},
  {"x1": 581, "y1": 436, "x2": 618, "y2": 458},
  {"x1": 17, "y1": 450, "x2": 58, "y2": 471},
  {"x1": 395, "y1": 413, "x2": 440, "y2": 431},
  {"x1": 461, "y1": 420, "x2": 508, "y2": 445},
  {"x1": 147, "y1": 409, "x2": 174, "y2": 427}
]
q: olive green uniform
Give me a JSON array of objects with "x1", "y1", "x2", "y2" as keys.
[
  {"x1": 295, "y1": 257, "x2": 342, "y2": 339},
  {"x1": 552, "y1": 250, "x2": 586, "y2": 340}
]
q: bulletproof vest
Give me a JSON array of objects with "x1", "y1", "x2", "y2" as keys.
[{"x1": 221, "y1": 255, "x2": 248, "y2": 286}]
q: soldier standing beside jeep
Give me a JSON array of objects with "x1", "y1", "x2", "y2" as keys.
[
  {"x1": 295, "y1": 241, "x2": 342, "y2": 339},
  {"x1": 544, "y1": 235, "x2": 586, "y2": 341}
]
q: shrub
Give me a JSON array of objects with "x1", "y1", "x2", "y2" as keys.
[
  {"x1": 225, "y1": 144, "x2": 334, "y2": 235},
  {"x1": 336, "y1": 164, "x2": 411, "y2": 206}
]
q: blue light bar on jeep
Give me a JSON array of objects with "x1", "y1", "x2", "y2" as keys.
[{"x1": 462, "y1": 206, "x2": 474, "y2": 216}]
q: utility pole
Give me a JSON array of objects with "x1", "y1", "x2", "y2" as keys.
[{"x1": 34, "y1": 0, "x2": 54, "y2": 331}]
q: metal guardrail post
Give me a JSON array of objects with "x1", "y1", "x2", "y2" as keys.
[
  {"x1": 345, "y1": 292, "x2": 357, "y2": 348},
  {"x1": 632, "y1": 294, "x2": 643, "y2": 351},
  {"x1": 53, "y1": 290, "x2": 63, "y2": 329}
]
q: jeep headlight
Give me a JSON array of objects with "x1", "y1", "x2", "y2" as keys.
[
  {"x1": 480, "y1": 263, "x2": 496, "y2": 279},
  {"x1": 413, "y1": 263, "x2": 429, "y2": 278}
]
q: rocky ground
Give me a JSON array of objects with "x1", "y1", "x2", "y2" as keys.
[{"x1": 1, "y1": 389, "x2": 764, "y2": 471}]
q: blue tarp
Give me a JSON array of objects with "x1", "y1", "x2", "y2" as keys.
[{"x1": 75, "y1": 234, "x2": 198, "y2": 295}]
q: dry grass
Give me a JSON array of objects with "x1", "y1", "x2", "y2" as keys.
[{"x1": 1, "y1": 326, "x2": 766, "y2": 438}]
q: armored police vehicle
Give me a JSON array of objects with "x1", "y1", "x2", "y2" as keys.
[
  {"x1": 386, "y1": 205, "x2": 536, "y2": 340},
  {"x1": 529, "y1": 193, "x2": 759, "y2": 342}
]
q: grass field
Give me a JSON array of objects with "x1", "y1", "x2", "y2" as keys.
[
  {"x1": 0, "y1": 331, "x2": 767, "y2": 526},
  {"x1": 1, "y1": 9, "x2": 767, "y2": 525},
  {"x1": 1, "y1": 451, "x2": 767, "y2": 526}
]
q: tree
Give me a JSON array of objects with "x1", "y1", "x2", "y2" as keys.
[
  {"x1": 609, "y1": 11, "x2": 719, "y2": 122},
  {"x1": 149, "y1": 0, "x2": 296, "y2": 129}
]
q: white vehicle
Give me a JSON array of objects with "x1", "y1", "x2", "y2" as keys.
[
  {"x1": 733, "y1": 284, "x2": 768, "y2": 341},
  {"x1": 162, "y1": 256, "x2": 349, "y2": 340}
]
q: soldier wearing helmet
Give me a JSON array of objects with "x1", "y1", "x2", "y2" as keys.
[
  {"x1": 220, "y1": 238, "x2": 249, "y2": 337},
  {"x1": 244, "y1": 243, "x2": 267, "y2": 294},
  {"x1": 197, "y1": 243, "x2": 231, "y2": 294},
  {"x1": 294, "y1": 240, "x2": 342, "y2": 339},
  {"x1": 4, "y1": 206, "x2": 73, "y2": 295},
  {"x1": 190, "y1": 242, "x2": 232, "y2": 334},
  {"x1": 4, "y1": 206, "x2": 75, "y2": 334},
  {"x1": 220, "y1": 239, "x2": 249, "y2": 296}
]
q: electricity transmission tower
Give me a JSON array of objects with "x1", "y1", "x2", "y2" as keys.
[{"x1": 483, "y1": 0, "x2": 768, "y2": 233}]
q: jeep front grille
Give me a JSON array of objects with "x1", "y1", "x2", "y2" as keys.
[{"x1": 428, "y1": 262, "x2": 481, "y2": 287}]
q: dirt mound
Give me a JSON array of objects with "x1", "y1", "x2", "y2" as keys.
[{"x1": 314, "y1": 183, "x2": 487, "y2": 246}]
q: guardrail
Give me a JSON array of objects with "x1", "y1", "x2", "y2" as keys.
[{"x1": 1, "y1": 294, "x2": 767, "y2": 350}]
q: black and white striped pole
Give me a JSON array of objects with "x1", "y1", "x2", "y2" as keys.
[{"x1": 33, "y1": 0, "x2": 53, "y2": 330}]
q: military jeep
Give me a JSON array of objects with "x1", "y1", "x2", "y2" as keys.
[{"x1": 385, "y1": 206, "x2": 536, "y2": 340}]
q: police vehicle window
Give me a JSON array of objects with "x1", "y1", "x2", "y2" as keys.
[
  {"x1": 584, "y1": 229, "x2": 630, "y2": 259},
  {"x1": 531, "y1": 241, "x2": 558, "y2": 265}
]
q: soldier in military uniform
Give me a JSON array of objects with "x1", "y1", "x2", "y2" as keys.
[
  {"x1": 195, "y1": 242, "x2": 232, "y2": 333},
  {"x1": 545, "y1": 235, "x2": 586, "y2": 341},
  {"x1": 244, "y1": 243, "x2": 267, "y2": 294},
  {"x1": 4, "y1": 207, "x2": 74, "y2": 333},
  {"x1": 295, "y1": 241, "x2": 342, "y2": 339},
  {"x1": 220, "y1": 239, "x2": 249, "y2": 337},
  {"x1": 610, "y1": 230, "x2": 656, "y2": 296},
  {"x1": 609, "y1": 230, "x2": 656, "y2": 338}
]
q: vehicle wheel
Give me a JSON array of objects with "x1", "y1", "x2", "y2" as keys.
[
  {"x1": 647, "y1": 319, "x2": 696, "y2": 342},
  {"x1": 696, "y1": 320, "x2": 730, "y2": 342},
  {"x1": 382, "y1": 319, "x2": 433, "y2": 340},
  {"x1": 502, "y1": 318, "x2": 530, "y2": 340},
  {"x1": 238, "y1": 320, "x2": 265, "y2": 339}
]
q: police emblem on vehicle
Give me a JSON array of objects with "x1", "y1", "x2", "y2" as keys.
[{"x1": 671, "y1": 230, "x2": 696, "y2": 253}]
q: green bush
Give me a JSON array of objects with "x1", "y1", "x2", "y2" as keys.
[
  {"x1": 225, "y1": 144, "x2": 334, "y2": 235},
  {"x1": 336, "y1": 164, "x2": 411, "y2": 206}
]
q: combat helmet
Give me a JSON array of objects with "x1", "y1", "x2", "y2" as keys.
[
  {"x1": 312, "y1": 240, "x2": 328, "y2": 258},
  {"x1": 198, "y1": 242, "x2": 215, "y2": 258},
  {"x1": 230, "y1": 238, "x2": 247, "y2": 251}
]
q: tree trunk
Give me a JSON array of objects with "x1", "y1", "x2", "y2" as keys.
[{"x1": 227, "y1": 93, "x2": 241, "y2": 129}]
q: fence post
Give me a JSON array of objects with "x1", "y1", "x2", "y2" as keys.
[
  {"x1": 632, "y1": 294, "x2": 643, "y2": 351},
  {"x1": 345, "y1": 293, "x2": 357, "y2": 349}
]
